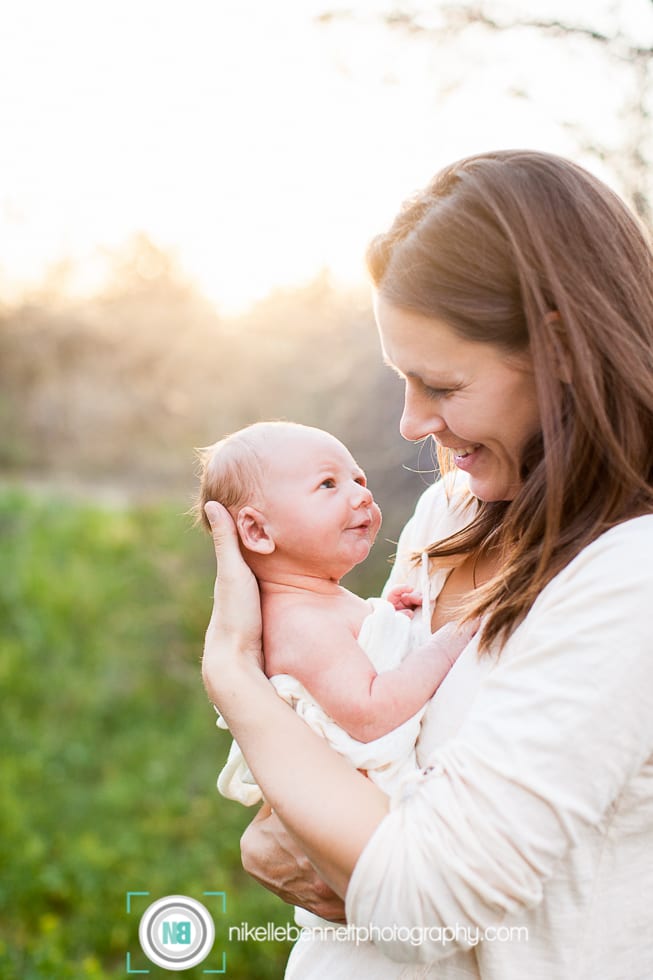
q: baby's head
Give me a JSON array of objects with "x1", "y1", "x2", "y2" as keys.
[
  {"x1": 195, "y1": 421, "x2": 382, "y2": 579},
  {"x1": 195, "y1": 421, "x2": 276, "y2": 532}
]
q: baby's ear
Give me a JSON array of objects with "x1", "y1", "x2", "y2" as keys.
[{"x1": 236, "y1": 506, "x2": 275, "y2": 554}]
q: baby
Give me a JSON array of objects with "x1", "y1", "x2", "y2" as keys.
[{"x1": 195, "y1": 421, "x2": 472, "y2": 805}]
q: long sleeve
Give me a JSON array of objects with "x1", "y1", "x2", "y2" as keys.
[{"x1": 346, "y1": 515, "x2": 653, "y2": 972}]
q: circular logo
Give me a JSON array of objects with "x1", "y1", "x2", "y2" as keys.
[{"x1": 138, "y1": 895, "x2": 215, "y2": 971}]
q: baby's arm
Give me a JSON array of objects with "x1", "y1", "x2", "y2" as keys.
[{"x1": 268, "y1": 608, "x2": 474, "y2": 744}]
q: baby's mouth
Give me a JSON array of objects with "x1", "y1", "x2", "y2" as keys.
[{"x1": 348, "y1": 516, "x2": 372, "y2": 530}]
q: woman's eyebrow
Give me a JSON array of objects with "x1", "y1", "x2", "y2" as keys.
[
  {"x1": 382, "y1": 357, "x2": 458, "y2": 387},
  {"x1": 382, "y1": 355, "x2": 431, "y2": 382}
]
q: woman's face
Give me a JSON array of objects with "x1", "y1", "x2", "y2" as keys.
[{"x1": 374, "y1": 294, "x2": 541, "y2": 502}]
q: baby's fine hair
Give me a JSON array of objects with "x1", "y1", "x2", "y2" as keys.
[{"x1": 194, "y1": 420, "x2": 313, "y2": 531}]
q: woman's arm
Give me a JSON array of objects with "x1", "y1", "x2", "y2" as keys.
[
  {"x1": 345, "y1": 516, "x2": 653, "y2": 961},
  {"x1": 202, "y1": 502, "x2": 389, "y2": 897},
  {"x1": 207, "y1": 502, "x2": 653, "y2": 962}
]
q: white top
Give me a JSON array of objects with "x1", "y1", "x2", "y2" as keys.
[{"x1": 341, "y1": 477, "x2": 653, "y2": 979}]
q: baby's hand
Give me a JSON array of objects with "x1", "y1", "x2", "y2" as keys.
[{"x1": 386, "y1": 584, "x2": 422, "y2": 618}]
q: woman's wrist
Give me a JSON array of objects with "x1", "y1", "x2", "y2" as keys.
[{"x1": 202, "y1": 639, "x2": 264, "y2": 706}]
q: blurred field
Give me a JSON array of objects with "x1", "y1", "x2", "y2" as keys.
[
  {"x1": 0, "y1": 487, "x2": 402, "y2": 976},
  {"x1": 0, "y1": 241, "x2": 434, "y2": 974},
  {"x1": 0, "y1": 487, "x2": 307, "y2": 976}
]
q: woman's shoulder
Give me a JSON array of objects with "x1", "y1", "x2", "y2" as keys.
[
  {"x1": 529, "y1": 513, "x2": 653, "y2": 623},
  {"x1": 564, "y1": 513, "x2": 653, "y2": 575}
]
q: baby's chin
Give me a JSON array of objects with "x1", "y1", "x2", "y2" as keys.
[
  {"x1": 322, "y1": 544, "x2": 374, "y2": 581},
  {"x1": 350, "y1": 536, "x2": 377, "y2": 567}
]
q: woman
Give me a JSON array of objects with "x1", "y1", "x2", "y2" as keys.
[{"x1": 202, "y1": 150, "x2": 653, "y2": 979}]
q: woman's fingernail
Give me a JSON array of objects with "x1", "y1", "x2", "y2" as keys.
[{"x1": 204, "y1": 502, "x2": 218, "y2": 526}]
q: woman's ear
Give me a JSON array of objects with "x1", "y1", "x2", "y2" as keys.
[
  {"x1": 543, "y1": 311, "x2": 573, "y2": 383},
  {"x1": 236, "y1": 506, "x2": 276, "y2": 554}
]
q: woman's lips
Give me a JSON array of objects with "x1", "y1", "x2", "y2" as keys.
[{"x1": 451, "y1": 443, "x2": 482, "y2": 470}]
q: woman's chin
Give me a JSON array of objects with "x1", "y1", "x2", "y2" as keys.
[
  {"x1": 467, "y1": 471, "x2": 519, "y2": 503},
  {"x1": 469, "y1": 480, "x2": 518, "y2": 504}
]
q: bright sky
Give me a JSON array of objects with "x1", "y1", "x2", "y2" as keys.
[{"x1": 1, "y1": 0, "x2": 652, "y2": 312}]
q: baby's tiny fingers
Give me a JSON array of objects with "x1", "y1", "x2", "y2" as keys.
[{"x1": 404, "y1": 590, "x2": 423, "y2": 606}]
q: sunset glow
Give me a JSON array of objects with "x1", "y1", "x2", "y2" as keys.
[{"x1": 1, "y1": 0, "x2": 651, "y2": 312}]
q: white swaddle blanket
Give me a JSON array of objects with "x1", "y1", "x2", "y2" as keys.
[{"x1": 215, "y1": 556, "x2": 432, "y2": 805}]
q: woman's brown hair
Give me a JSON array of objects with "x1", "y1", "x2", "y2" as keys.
[{"x1": 368, "y1": 149, "x2": 653, "y2": 651}]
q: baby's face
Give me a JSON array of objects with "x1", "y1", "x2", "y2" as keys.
[{"x1": 259, "y1": 429, "x2": 382, "y2": 575}]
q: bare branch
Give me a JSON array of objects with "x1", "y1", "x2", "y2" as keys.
[{"x1": 380, "y1": 3, "x2": 653, "y2": 59}]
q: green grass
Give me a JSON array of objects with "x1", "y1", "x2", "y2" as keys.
[{"x1": 0, "y1": 487, "x2": 333, "y2": 978}]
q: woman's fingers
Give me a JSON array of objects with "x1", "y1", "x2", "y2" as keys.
[
  {"x1": 205, "y1": 502, "x2": 245, "y2": 597},
  {"x1": 204, "y1": 500, "x2": 261, "y2": 631},
  {"x1": 240, "y1": 807, "x2": 347, "y2": 922},
  {"x1": 201, "y1": 501, "x2": 264, "y2": 697}
]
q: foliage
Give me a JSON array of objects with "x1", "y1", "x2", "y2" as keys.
[{"x1": 0, "y1": 488, "x2": 397, "y2": 977}]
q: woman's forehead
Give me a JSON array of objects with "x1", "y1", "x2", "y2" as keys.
[
  {"x1": 373, "y1": 291, "x2": 520, "y2": 383},
  {"x1": 375, "y1": 296, "x2": 469, "y2": 375}
]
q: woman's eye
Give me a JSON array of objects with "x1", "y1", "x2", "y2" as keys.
[
  {"x1": 319, "y1": 478, "x2": 336, "y2": 489},
  {"x1": 424, "y1": 385, "x2": 455, "y2": 400}
]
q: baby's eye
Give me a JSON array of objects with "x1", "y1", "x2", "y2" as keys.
[{"x1": 319, "y1": 478, "x2": 336, "y2": 489}]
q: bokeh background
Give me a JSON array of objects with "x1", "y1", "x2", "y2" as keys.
[{"x1": 2, "y1": 1, "x2": 653, "y2": 976}]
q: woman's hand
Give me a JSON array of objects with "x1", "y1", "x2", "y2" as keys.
[
  {"x1": 201, "y1": 501, "x2": 264, "y2": 705},
  {"x1": 241, "y1": 804, "x2": 347, "y2": 922},
  {"x1": 201, "y1": 503, "x2": 390, "y2": 900}
]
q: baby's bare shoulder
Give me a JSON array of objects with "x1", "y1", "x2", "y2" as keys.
[{"x1": 263, "y1": 591, "x2": 367, "y2": 677}]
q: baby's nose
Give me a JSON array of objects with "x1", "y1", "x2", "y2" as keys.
[{"x1": 354, "y1": 483, "x2": 374, "y2": 506}]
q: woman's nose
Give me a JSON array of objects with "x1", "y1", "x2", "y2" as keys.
[{"x1": 400, "y1": 387, "x2": 446, "y2": 442}]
